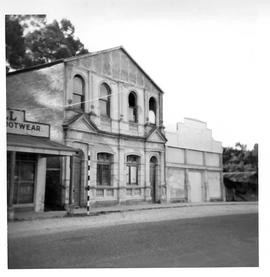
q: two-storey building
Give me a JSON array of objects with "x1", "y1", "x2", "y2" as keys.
[{"x1": 7, "y1": 46, "x2": 167, "y2": 213}]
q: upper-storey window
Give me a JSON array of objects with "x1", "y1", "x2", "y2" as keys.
[
  {"x1": 73, "y1": 75, "x2": 85, "y2": 111},
  {"x1": 100, "y1": 83, "x2": 111, "y2": 118},
  {"x1": 128, "y1": 92, "x2": 137, "y2": 123},
  {"x1": 149, "y1": 97, "x2": 156, "y2": 124}
]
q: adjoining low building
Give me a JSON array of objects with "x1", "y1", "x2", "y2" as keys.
[
  {"x1": 223, "y1": 171, "x2": 258, "y2": 201},
  {"x1": 166, "y1": 118, "x2": 225, "y2": 203},
  {"x1": 7, "y1": 109, "x2": 77, "y2": 219}
]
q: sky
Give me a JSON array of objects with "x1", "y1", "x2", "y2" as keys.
[{"x1": 3, "y1": 0, "x2": 270, "y2": 149}]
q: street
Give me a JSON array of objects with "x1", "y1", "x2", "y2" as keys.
[{"x1": 8, "y1": 212, "x2": 258, "y2": 268}]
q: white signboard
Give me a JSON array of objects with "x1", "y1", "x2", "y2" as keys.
[{"x1": 7, "y1": 109, "x2": 50, "y2": 138}]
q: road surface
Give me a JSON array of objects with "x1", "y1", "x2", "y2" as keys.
[{"x1": 8, "y1": 213, "x2": 258, "y2": 268}]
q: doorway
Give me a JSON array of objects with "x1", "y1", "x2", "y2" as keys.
[
  {"x1": 45, "y1": 156, "x2": 64, "y2": 211},
  {"x1": 72, "y1": 152, "x2": 83, "y2": 207},
  {"x1": 189, "y1": 171, "x2": 203, "y2": 202},
  {"x1": 150, "y1": 156, "x2": 158, "y2": 203}
]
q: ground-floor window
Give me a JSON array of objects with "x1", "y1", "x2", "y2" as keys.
[
  {"x1": 10, "y1": 153, "x2": 36, "y2": 204},
  {"x1": 97, "y1": 153, "x2": 112, "y2": 186},
  {"x1": 126, "y1": 155, "x2": 140, "y2": 185}
]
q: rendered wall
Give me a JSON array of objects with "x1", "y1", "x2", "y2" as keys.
[
  {"x1": 167, "y1": 118, "x2": 222, "y2": 153},
  {"x1": 167, "y1": 168, "x2": 185, "y2": 200},
  {"x1": 186, "y1": 150, "x2": 204, "y2": 165},
  {"x1": 207, "y1": 172, "x2": 222, "y2": 199},
  {"x1": 166, "y1": 118, "x2": 223, "y2": 203},
  {"x1": 166, "y1": 147, "x2": 185, "y2": 164},
  {"x1": 6, "y1": 64, "x2": 65, "y2": 142}
]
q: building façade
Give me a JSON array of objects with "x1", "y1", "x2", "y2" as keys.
[{"x1": 6, "y1": 46, "x2": 167, "y2": 213}]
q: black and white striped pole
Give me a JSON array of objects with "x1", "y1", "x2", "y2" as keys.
[{"x1": 87, "y1": 151, "x2": 91, "y2": 215}]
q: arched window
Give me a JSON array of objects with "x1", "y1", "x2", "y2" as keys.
[
  {"x1": 73, "y1": 75, "x2": 85, "y2": 111},
  {"x1": 128, "y1": 92, "x2": 137, "y2": 122},
  {"x1": 149, "y1": 97, "x2": 156, "y2": 124},
  {"x1": 99, "y1": 83, "x2": 111, "y2": 118},
  {"x1": 97, "y1": 153, "x2": 112, "y2": 186},
  {"x1": 126, "y1": 155, "x2": 140, "y2": 185}
]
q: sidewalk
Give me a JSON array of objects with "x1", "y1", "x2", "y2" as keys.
[
  {"x1": 12, "y1": 201, "x2": 257, "y2": 221},
  {"x1": 8, "y1": 202, "x2": 258, "y2": 239}
]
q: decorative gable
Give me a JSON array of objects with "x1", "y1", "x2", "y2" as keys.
[
  {"x1": 146, "y1": 127, "x2": 167, "y2": 143},
  {"x1": 64, "y1": 114, "x2": 98, "y2": 134}
]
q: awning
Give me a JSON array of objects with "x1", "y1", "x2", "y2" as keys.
[
  {"x1": 223, "y1": 171, "x2": 257, "y2": 184},
  {"x1": 7, "y1": 134, "x2": 77, "y2": 156}
]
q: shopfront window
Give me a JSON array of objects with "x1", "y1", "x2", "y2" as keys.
[{"x1": 13, "y1": 153, "x2": 36, "y2": 204}]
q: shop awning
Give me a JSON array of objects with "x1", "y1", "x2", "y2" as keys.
[{"x1": 7, "y1": 134, "x2": 77, "y2": 156}]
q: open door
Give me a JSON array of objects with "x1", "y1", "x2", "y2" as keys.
[{"x1": 45, "y1": 156, "x2": 64, "y2": 211}]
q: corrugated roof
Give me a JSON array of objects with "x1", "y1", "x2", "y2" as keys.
[{"x1": 223, "y1": 171, "x2": 257, "y2": 183}]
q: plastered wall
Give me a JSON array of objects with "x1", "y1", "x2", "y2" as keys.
[
  {"x1": 166, "y1": 118, "x2": 223, "y2": 203},
  {"x1": 6, "y1": 64, "x2": 65, "y2": 142}
]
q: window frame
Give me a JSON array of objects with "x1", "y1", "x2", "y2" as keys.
[
  {"x1": 126, "y1": 155, "x2": 140, "y2": 185},
  {"x1": 128, "y1": 91, "x2": 138, "y2": 123},
  {"x1": 99, "y1": 83, "x2": 111, "y2": 118},
  {"x1": 96, "y1": 153, "x2": 112, "y2": 186},
  {"x1": 72, "y1": 75, "x2": 85, "y2": 111},
  {"x1": 149, "y1": 97, "x2": 157, "y2": 125}
]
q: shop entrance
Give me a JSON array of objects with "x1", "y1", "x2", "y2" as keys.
[
  {"x1": 45, "y1": 156, "x2": 64, "y2": 211},
  {"x1": 150, "y1": 156, "x2": 158, "y2": 203}
]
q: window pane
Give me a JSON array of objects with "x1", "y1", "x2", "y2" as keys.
[
  {"x1": 130, "y1": 166, "x2": 137, "y2": 184},
  {"x1": 129, "y1": 107, "x2": 136, "y2": 122},
  {"x1": 14, "y1": 161, "x2": 35, "y2": 204},
  {"x1": 100, "y1": 83, "x2": 110, "y2": 97},
  {"x1": 97, "y1": 164, "x2": 102, "y2": 186},
  {"x1": 97, "y1": 164, "x2": 111, "y2": 186},
  {"x1": 101, "y1": 165, "x2": 111, "y2": 186},
  {"x1": 149, "y1": 110, "x2": 156, "y2": 124},
  {"x1": 73, "y1": 76, "x2": 84, "y2": 95},
  {"x1": 98, "y1": 153, "x2": 111, "y2": 161},
  {"x1": 20, "y1": 163, "x2": 35, "y2": 180},
  {"x1": 73, "y1": 94, "x2": 83, "y2": 110},
  {"x1": 17, "y1": 182, "x2": 34, "y2": 204},
  {"x1": 100, "y1": 100, "x2": 109, "y2": 116},
  {"x1": 127, "y1": 155, "x2": 139, "y2": 163}
]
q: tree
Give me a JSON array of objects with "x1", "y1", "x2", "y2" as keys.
[
  {"x1": 5, "y1": 16, "x2": 26, "y2": 70},
  {"x1": 223, "y1": 143, "x2": 258, "y2": 172},
  {"x1": 5, "y1": 15, "x2": 89, "y2": 71}
]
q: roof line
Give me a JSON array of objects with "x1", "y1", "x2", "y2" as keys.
[
  {"x1": 6, "y1": 46, "x2": 165, "y2": 93},
  {"x1": 63, "y1": 45, "x2": 123, "y2": 62},
  {"x1": 7, "y1": 59, "x2": 64, "y2": 76},
  {"x1": 64, "y1": 46, "x2": 165, "y2": 94},
  {"x1": 184, "y1": 117, "x2": 207, "y2": 124}
]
